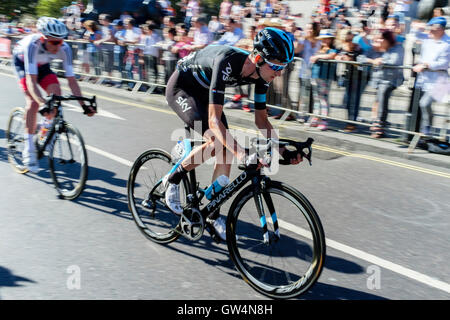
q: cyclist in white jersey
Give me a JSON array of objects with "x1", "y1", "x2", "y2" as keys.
[{"x1": 13, "y1": 17, "x2": 96, "y2": 173}]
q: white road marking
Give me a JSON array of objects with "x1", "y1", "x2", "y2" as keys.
[
  {"x1": 85, "y1": 144, "x2": 133, "y2": 167},
  {"x1": 79, "y1": 143, "x2": 450, "y2": 295},
  {"x1": 62, "y1": 102, "x2": 125, "y2": 120},
  {"x1": 278, "y1": 219, "x2": 450, "y2": 294}
]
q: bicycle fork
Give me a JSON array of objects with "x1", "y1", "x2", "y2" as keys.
[{"x1": 253, "y1": 179, "x2": 280, "y2": 244}]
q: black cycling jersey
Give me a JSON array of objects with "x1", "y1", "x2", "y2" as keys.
[{"x1": 176, "y1": 45, "x2": 269, "y2": 110}]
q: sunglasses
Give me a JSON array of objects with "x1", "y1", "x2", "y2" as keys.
[
  {"x1": 47, "y1": 39, "x2": 63, "y2": 46},
  {"x1": 264, "y1": 58, "x2": 287, "y2": 71}
]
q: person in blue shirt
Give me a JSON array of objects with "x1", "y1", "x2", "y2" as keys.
[
  {"x1": 412, "y1": 16, "x2": 450, "y2": 136},
  {"x1": 212, "y1": 18, "x2": 244, "y2": 46}
]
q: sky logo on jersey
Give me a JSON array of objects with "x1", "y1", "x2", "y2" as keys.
[
  {"x1": 176, "y1": 96, "x2": 192, "y2": 113},
  {"x1": 222, "y1": 62, "x2": 234, "y2": 81}
]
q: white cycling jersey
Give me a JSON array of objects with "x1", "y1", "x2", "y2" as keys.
[{"x1": 13, "y1": 34, "x2": 74, "y2": 77}]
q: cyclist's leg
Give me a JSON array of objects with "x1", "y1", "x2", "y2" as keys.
[{"x1": 39, "y1": 65, "x2": 61, "y2": 120}]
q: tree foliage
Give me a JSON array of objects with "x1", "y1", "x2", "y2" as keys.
[
  {"x1": 36, "y1": 0, "x2": 87, "y2": 18},
  {"x1": 0, "y1": 0, "x2": 38, "y2": 18}
]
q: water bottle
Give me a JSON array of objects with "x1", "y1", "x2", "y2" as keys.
[
  {"x1": 171, "y1": 140, "x2": 185, "y2": 163},
  {"x1": 205, "y1": 175, "x2": 230, "y2": 200},
  {"x1": 38, "y1": 118, "x2": 52, "y2": 143}
]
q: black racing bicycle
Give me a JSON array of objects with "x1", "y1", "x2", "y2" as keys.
[
  {"x1": 6, "y1": 94, "x2": 97, "y2": 200},
  {"x1": 127, "y1": 127, "x2": 326, "y2": 299}
]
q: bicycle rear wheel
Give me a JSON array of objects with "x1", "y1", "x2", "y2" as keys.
[
  {"x1": 6, "y1": 107, "x2": 28, "y2": 174},
  {"x1": 227, "y1": 181, "x2": 326, "y2": 299},
  {"x1": 127, "y1": 149, "x2": 189, "y2": 244},
  {"x1": 48, "y1": 123, "x2": 88, "y2": 200}
]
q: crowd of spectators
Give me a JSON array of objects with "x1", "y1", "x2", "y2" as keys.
[{"x1": 0, "y1": 0, "x2": 449, "y2": 138}]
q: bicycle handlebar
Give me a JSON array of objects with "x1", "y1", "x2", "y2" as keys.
[
  {"x1": 244, "y1": 137, "x2": 314, "y2": 169},
  {"x1": 39, "y1": 94, "x2": 97, "y2": 115}
]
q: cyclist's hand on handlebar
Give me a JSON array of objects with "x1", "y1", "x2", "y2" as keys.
[
  {"x1": 280, "y1": 146, "x2": 303, "y2": 165},
  {"x1": 82, "y1": 104, "x2": 96, "y2": 117}
]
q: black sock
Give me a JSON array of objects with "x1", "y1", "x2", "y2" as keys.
[{"x1": 168, "y1": 164, "x2": 188, "y2": 185}]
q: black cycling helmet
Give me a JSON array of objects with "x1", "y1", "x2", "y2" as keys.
[{"x1": 253, "y1": 27, "x2": 295, "y2": 64}]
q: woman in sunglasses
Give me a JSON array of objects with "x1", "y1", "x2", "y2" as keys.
[
  {"x1": 12, "y1": 16, "x2": 96, "y2": 173},
  {"x1": 163, "y1": 27, "x2": 303, "y2": 242}
]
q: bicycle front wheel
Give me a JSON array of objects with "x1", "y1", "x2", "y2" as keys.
[
  {"x1": 6, "y1": 107, "x2": 28, "y2": 174},
  {"x1": 127, "y1": 149, "x2": 189, "y2": 244},
  {"x1": 48, "y1": 123, "x2": 88, "y2": 200},
  {"x1": 227, "y1": 181, "x2": 326, "y2": 299}
]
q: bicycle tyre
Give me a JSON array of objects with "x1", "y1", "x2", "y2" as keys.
[
  {"x1": 227, "y1": 180, "x2": 326, "y2": 299},
  {"x1": 48, "y1": 123, "x2": 88, "y2": 200},
  {"x1": 6, "y1": 107, "x2": 28, "y2": 174},
  {"x1": 127, "y1": 149, "x2": 189, "y2": 244}
]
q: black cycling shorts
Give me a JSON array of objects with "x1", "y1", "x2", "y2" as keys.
[{"x1": 166, "y1": 69, "x2": 228, "y2": 135}]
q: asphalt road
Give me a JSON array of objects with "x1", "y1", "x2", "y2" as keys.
[{"x1": 0, "y1": 71, "x2": 449, "y2": 301}]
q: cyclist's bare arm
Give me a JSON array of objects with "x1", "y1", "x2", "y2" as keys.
[
  {"x1": 254, "y1": 109, "x2": 303, "y2": 165},
  {"x1": 208, "y1": 103, "x2": 247, "y2": 161},
  {"x1": 255, "y1": 109, "x2": 278, "y2": 140},
  {"x1": 67, "y1": 76, "x2": 96, "y2": 116}
]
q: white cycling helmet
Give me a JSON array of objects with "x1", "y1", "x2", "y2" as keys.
[{"x1": 37, "y1": 17, "x2": 68, "y2": 39}]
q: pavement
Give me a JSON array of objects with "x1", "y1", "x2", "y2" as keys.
[{"x1": 71, "y1": 77, "x2": 450, "y2": 170}]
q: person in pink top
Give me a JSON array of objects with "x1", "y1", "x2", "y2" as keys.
[
  {"x1": 220, "y1": 0, "x2": 233, "y2": 18},
  {"x1": 172, "y1": 25, "x2": 192, "y2": 59}
]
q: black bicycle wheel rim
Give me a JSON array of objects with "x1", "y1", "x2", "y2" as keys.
[
  {"x1": 227, "y1": 182, "x2": 326, "y2": 299},
  {"x1": 127, "y1": 149, "x2": 189, "y2": 244},
  {"x1": 6, "y1": 107, "x2": 28, "y2": 173},
  {"x1": 49, "y1": 124, "x2": 88, "y2": 200}
]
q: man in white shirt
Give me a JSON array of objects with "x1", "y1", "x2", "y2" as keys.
[
  {"x1": 95, "y1": 14, "x2": 115, "y2": 84},
  {"x1": 191, "y1": 16, "x2": 213, "y2": 51},
  {"x1": 412, "y1": 16, "x2": 450, "y2": 135},
  {"x1": 119, "y1": 18, "x2": 142, "y2": 90}
]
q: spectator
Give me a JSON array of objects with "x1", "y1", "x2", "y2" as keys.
[
  {"x1": 172, "y1": 25, "x2": 193, "y2": 59},
  {"x1": 190, "y1": 16, "x2": 213, "y2": 51},
  {"x1": 112, "y1": 20, "x2": 127, "y2": 87},
  {"x1": 336, "y1": 30, "x2": 362, "y2": 132},
  {"x1": 412, "y1": 16, "x2": 450, "y2": 136},
  {"x1": 385, "y1": 14, "x2": 406, "y2": 43},
  {"x1": 156, "y1": 27, "x2": 178, "y2": 85},
  {"x1": 95, "y1": 14, "x2": 116, "y2": 85},
  {"x1": 295, "y1": 22, "x2": 321, "y2": 122},
  {"x1": 82, "y1": 20, "x2": 102, "y2": 79},
  {"x1": 432, "y1": 7, "x2": 445, "y2": 18},
  {"x1": 309, "y1": 29, "x2": 338, "y2": 131},
  {"x1": 361, "y1": 30, "x2": 404, "y2": 138},
  {"x1": 234, "y1": 25, "x2": 257, "y2": 51},
  {"x1": 220, "y1": 0, "x2": 233, "y2": 18},
  {"x1": 185, "y1": 0, "x2": 200, "y2": 31},
  {"x1": 352, "y1": 19, "x2": 372, "y2": 55},
  {"x1": 120, "y1": 18, "x2": 142, "y2": 90},
  {"x1": 208, "y1": 16, "x2": 223, "y2": 40},
  {"x1": 212, "y1": 18, "x2": 244, "y2": 46},
  {"x1": 139, "y1": 23, "x2": 162, "y2": 87},
  {"x1": 231, "y1": 1, "x2": 244, "y2": 19}
]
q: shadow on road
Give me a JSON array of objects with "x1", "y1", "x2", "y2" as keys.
[
  {"x1": 300, "y1": 282, "x2": 387, "y2": 300},
  {"x1": 0, "y1": 266, "x2": 36, "y2": 300}
]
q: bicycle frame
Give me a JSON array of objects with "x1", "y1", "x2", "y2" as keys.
[
  {"x1": 35, "y1": 105, "x2": 64, "y2": 160},
  {"x1": 159, "y1": 126, "x2": 280, "y2": 242}
]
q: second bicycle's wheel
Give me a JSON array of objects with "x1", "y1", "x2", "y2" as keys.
[
  {"x1": 48, "y1": 123, "x2": 88, "y2": 200},
  {"x1": 6, "y1": 107, "x2": 28, "y2": 174},
  {"x1": 127, "y1": 149, "x2": 189, "y2": 244},
  {"x1": 227, "y1": 181, "x2": 326, "y2": 299}
]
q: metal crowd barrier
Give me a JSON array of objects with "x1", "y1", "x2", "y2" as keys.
[{"x1": 1, "y1": 35, "x2": 449, "y2": 152}]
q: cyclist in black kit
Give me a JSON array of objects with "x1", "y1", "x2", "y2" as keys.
[{"x1": 164, "y1": 27, "x2": 303, "y2": 241}]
